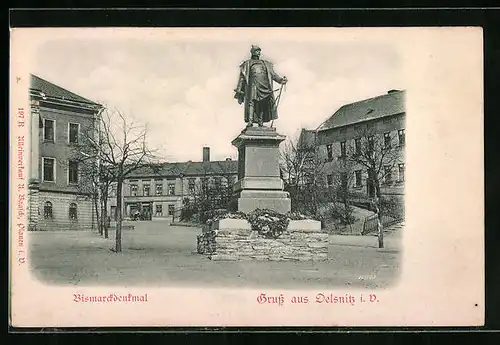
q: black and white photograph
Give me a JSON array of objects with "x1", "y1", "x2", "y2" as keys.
[{"x1": 10, "y1": 27, "x2": 483, "y2": 327}]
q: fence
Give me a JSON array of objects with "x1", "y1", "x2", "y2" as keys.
[{"x1": 361, "y1": 213, "x2": 401, "y2": 236}]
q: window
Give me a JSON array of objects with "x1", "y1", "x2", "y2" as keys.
[
  {"x1": 155, "y1": 204, "x2": 163, "y2": 217},
  {"x1": 340, "y1": 141, "x2": 346, "y2": 157},
  {"x1": 355, "y1": 170, "x2": 362, "y2": 187},
  {"x1": 143, "y1": 184, "x2": 151, "y2": 196},
  {"x1": 69, "y1": 203, "x2": 78, "y2": 220},
  {"x1": 384, "y1": 165, "x2": 393, "y2": 183},
  {"x1": 368, "y1": 136, "x2": 374, "y2": 153},
  {"x1": 201, "y1": 177, "x2": 208, "y2": 190},
  {"x1": 129, "y1": 205, "x2": 138, "y2": 217},
  {"x1": 398, "y1": 163, "x2": 405, "y2": 182},
  {"x1": 384, "y1": 132, "x2": 391, "y2": 148},
  {"x1": 214, "y1": 176, "x2": 222, "y2": 188},
  {"x1": 43, "y1": 201, "x2": 53, "y2": 219},
  {"x1": 68, "y1": 161, "x2": 79, "y2": 184},
  {"x1": 168, "y1": 182, "x2": 175, "y2": 196},
  {"x1": 168, "y1": 205, "x2": 175, "y2": 216},
  {"x1": 341, "y1": 172, "x2": 348, "y2": 191},
  {"x1": 155, "y1": 183, "x2": 163, "y2": 196},
  {"x1": 43, "y1": 119, "x2": 55, "y2": 142},
  {"x1": 188, "y1": 178, "x2": 196, "y2": 194},
  {"x1": 68, "y1": 123, "x2": 79, "y2": 144},
  {"x1": 42, "y1": 157, "x2": 55, "y2": 182},
  {"x1": 130, "y1": 184, "x2": 138, "y2": 196},
  {"x1": 326, "y1": 174, "x2": 333, "y2": 187},
  {"x1": 326, "y1": 144, "x2": 333, "y2": 161},
  {"x1": 398, "y1": 129, "x2": 406, "y2": 146},
  {"x1": 354, "y1": 138, "x2": 361, "y2": 155}
]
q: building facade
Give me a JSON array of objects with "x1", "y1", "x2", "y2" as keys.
[
  {"x1": 107, "y1": 147, "x2": 238, "y2": 222},
  {"x1": 28, "y1": 74, "x2": 103, "y2": 231},
  {"x1": 303, "y1": 89, "x2": 405, "y2": 201}
]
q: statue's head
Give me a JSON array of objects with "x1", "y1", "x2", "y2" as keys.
[{"x1": 250, "y1": 45, "x2": 261, "y2": 58}]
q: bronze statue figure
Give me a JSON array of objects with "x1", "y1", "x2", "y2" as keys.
[{"x1": 234, "y1": 45, "x2": 288, "y2": 127}]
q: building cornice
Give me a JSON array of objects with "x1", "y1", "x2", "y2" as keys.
[
  {"x1": 30, "y1": 90, "x2": 103, "y2": 114},
  {"x1": 316, "y1": 111, "x2": 405, "y2": 133}
]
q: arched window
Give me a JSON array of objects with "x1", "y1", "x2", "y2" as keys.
[
  {"x1": 69, "y1": 203, "x2": 78, "y2": 220},
  {"x1": 43, "y1": 201, "x2": 53, "y2": 219}
]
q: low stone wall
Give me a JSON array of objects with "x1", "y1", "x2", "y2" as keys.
[{"x1": 197, "y1": 218, "x2": 328, "y2": 261}]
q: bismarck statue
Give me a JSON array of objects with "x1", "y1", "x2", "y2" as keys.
[
  {"x1": 229, "y1": 45, "x2": 291, "y2": 215},
  {"x1": 234, "y1": 45, "x2": 288, "y2": 127}
]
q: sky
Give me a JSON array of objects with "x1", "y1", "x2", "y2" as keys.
[{"x1": 32, "y1": 29, "x2": 405, "y2": 162}]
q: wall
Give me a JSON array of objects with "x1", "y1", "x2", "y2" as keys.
[
  {"x1": 317, "y1": 113, "x2": 405, "y2": 198},
  {"x1": 31, "y1": 101, "x2": 98, "y2": 231},
  {"x1": 197, "y1": 221, "x2": 328, "y2": 262},
  {"x1": 38, "y1": 105, "x2": 96, "y2": 194},
  {"x1": 119, "y1": 173, "x2": 238, "y2": 220},
  {"x1": 38, "y1": 191, "x2": 95, "y2": 231}
]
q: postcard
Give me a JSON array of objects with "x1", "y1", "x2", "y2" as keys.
[{"x1": 9, "y1": 27, "x2": 484, "y2": 327}]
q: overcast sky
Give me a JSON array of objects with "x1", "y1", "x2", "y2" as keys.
[{"x1": 32, "y1": 29, "x2": 405, "y2": 162}]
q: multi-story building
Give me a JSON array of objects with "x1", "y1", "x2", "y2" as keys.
[
  {"x1": 302, "y1": 89, "x2": 405, "y2": 201},
  {"x1": 28, "y1": 74, "x2": 103, "y2": 231},
  {"x1": 107, "y1": 147, "x2": 238, "y2": 222}
]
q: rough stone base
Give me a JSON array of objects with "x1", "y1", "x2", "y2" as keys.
[{"x1": 197, "y1": 218, "x2": 328, "y2": 262}]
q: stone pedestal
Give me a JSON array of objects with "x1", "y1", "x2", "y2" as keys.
[
  {"x1": 197, "y1": 218, "x2": 328, "y2": 261},
  {"x1": 230, "y1": 126, "x2": 291, "y2": 214}
]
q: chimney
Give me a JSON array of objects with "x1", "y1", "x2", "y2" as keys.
[{"x1": 203, "y1": 147, "x2": 210, "y2": 162}]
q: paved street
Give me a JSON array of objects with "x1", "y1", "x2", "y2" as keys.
[{"x1": 29, "y1": 221, "x2": 401, "y2": 289}]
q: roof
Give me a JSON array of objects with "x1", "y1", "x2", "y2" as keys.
[
  {"x1": 317, "y1": 90, "x2": 405, "y2": 131},
  {"x1": 30, "y1": 74, "x2": 100, "y2": 106},
  {"x1": 127, "y1": 160, "x2": 238, "y2": 179},
  {"x1": 298, "y1": 129, "x2": 316, "y2": 149}
]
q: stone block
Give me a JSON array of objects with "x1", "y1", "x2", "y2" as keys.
[
  {"x1": 250, "y1": 255, "x2": 270, "y2": 261},
  {"x1": 213, "y1": 218, "x2": 251, "y2": 230},
  {"x1": 233, "y1": 176, "x2": 284, "y2": 192},
  {"x1": 234, "y1": 190, "x2": 291, "y2": 214},
  {"x1": 282, "y1": 256, "x2": 300, "y2": 261},
  {"x1": 268, "y1": 255, "x2": 285, "y2": 261}
]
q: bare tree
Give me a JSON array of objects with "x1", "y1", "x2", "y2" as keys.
[
  {"x1": 182, "y1": 164, "x2": 235, "y2": 224},
  {"x1": 98, "y1": 166, "x2": 115, "y2": 238},
  {"x1": 79, "y1": 108, "x2": 159, "y2": 252},
  {"x1": 346, "y1": 127, "x2": 400, "y2": 199},
  {"x1": 324, "y1": 158, "x2": 357, "y2": 229},
  {"x1": 345, "y1": 126, "x2": 401, "y2": 247},
  {"x1": 280, "y1": 134, "x2": 326, "y2": 217}
]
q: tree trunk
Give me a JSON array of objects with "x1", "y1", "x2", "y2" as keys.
[
  {"x1": 115, "y1": 177, "x2": 123, "y2": 252},
  {"x1": 100, "y1": 199, "x2": 105, "y2": 236},
  {"x1": 94, "y1": 193, "x2": 101, "y2": 235},
  {"x1": 103, "y1": 196, "x2": 109, "y2": 239},
  {"x1": 374, "y1": 178, "x2": 381, "y2": 199},
  {"x1": 377, "y1": 214, "x2": 384, "y2": 248},
  {"x1": 374, "y1": 198, "x2": 384, "y2": 248}
]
